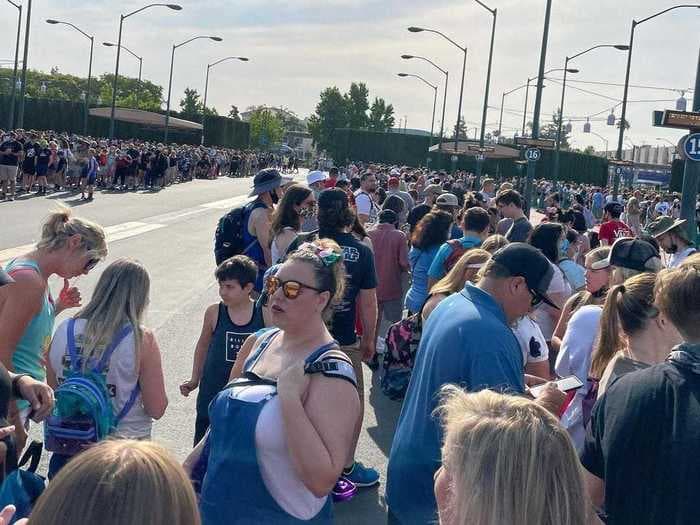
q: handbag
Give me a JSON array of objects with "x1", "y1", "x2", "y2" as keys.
[{"x1": 0, "y1": 441, "x2": 45, "y2": 524}]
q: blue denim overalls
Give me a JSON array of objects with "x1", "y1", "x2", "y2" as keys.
[{"x1": 199, "y1": 329, "x2": 337, "y2": 525}]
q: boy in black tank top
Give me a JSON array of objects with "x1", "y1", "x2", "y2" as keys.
[{"x1": 180, "y1": 256, "x2": 267, "y2": 444}]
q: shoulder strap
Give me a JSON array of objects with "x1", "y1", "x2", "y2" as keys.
[
  {"x1": 94, "y1": 325, "x2": 133, "y2": 374},
  {"x1": 305, "y1": 347, "x2": 358, "y2": 389},
  {"x1": 115, "y1": 383, "x2": 141, "y2": 425},
  {"x1": 66, "y1": 318, "x2": 80, "y2": 373},
  {"x1": 244, "y1": 329, "x2": 280, "y2": 372}
]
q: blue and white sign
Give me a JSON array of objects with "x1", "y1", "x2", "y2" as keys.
[
  {"x1": 615, "y1": 166, "x2": 623, "y2": 176},
  {"x1": 683, "y1": 133, "x2": 700, "y2": 162},
  {"x1": 525, "y1": 148, "x2": 541, "y2": 161}
]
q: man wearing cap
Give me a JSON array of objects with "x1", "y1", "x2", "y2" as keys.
[
  {"x1": 245, "y1": 168, "x2": 292, "y2": 292},
  {"x1": 387, "y1": 176, "x2": 415, "y2": 226},
  {"x1": 646, "y1": 216, "x2": 696, "y2": 268},
  {"x1": 307, "y1": 170, "x2": 328, "y2": 198},
  {"x1": 599, "y1": 202, "x2": 634, "y2": 246},
  {"x1": 406, "y1": 184, "x2": 443, "y2": 234},
  {"x1": 0, "y1": 131, "x2": 22, "y2": 201},
  {"x1": 386, "y1": 243, "x2": 564, "y2": 525},
  {"x1": 434, "y1": 192, "x2": 464, "y2": 240}
]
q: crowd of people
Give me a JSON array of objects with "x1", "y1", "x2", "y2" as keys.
[
  {"x1": 0, "y1": 129, "x2": 300, "y2": 202},
  {"x1": 0, "y1": 157, "x2": 698, "y2": 525}
]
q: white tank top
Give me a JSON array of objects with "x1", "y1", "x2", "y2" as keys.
[
  {"x1": 271, "y1": 227, "x2": 296, "y2": 265},
  {"x1": 48, "y1": 318, "x2": 152, "y2": 439}
]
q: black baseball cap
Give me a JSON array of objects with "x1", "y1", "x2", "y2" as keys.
[
  {"x1": 491, "y1": 243, "x2": 558, "y2": 309},
  {"x1": 317, "y1": 188, "x2": 349, "y2": 210},
  {"x1": 608, "y1": 238, "x2": 660, "y2": 272}
]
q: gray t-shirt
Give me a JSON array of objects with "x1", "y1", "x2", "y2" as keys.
[{"x1": 506, "y1": 216, "x2": 533, "y2": 243}]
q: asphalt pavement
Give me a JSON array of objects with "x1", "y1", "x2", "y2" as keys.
[{"x1": 0, "y1": 170, "x2": 400, "y2": 524}]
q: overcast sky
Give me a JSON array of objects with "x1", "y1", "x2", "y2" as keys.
[{"x1": 1, "y1": 0, "x2": 697, "y2": 152}]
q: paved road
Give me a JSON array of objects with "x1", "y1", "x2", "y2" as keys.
[{"x1": 1, "y1": 170, "x2": 399, "y2": 524}]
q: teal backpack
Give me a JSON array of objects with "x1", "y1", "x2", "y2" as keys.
[{"x1": 45, "y1": 319, "x2": 140, "y2": 456}]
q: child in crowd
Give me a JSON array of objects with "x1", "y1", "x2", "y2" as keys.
[{"x1": 180, "y1": 255, "x2": 266, "y2": 444}]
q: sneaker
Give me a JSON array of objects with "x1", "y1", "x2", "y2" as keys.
[
  {"x1": 342, "y1": 461, "x2": 380, "y2": 488},
  {"x1": 331, "y1": 477, "x2": 357, "y2": 502}
]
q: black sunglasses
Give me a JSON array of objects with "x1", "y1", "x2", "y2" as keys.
[
  {"x1": 528, "y1": 288, "x2": 544, "y2": 307},
  {"x1": 265, "y1": 276, "x2": 323, "y2": 300}
]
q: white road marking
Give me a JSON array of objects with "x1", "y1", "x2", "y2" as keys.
[{"x1": 200, "y1": 195, "x2": 252, "y2": 210}]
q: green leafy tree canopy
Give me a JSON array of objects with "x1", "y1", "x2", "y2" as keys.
[{"x1": 249, "y1": 108, "x2": 284, "y2": 148}]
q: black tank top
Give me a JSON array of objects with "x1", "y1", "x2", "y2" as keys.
[{"x1": 196, "y1": 302, "x2": 265, "y2": 414}]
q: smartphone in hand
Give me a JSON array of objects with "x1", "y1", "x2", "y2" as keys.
[{"x1": 529, "y1": 375, "x2": 583, "y2": 397}]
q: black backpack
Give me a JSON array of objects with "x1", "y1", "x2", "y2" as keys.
[{"x1": 214, "y1": 201, "x2": 264, "y2": 265}]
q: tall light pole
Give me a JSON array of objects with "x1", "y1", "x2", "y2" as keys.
[
  {"x1": 103, "y1": 42, "x2": 143, "y2": 109},
  {"x1": 586, "y1": 130, "x2": 609, "y2": 157},
  {"x1": 109, "y1": 3, "x2": 182, "y2": 139},
  {"x1": 474, "y1": 0, "x2": 497, "y2": 186},
  {"x1": 46, "y1": 19, "x2": 95, "y2": 135},
  {"x1": 16, "y1": 0, "x2": 31, "y2": 129},
  {"x1": 552, "y1": 44, "x2": 628, "y2": 188},
  {"x1": 202, "y1": 55, "x2": 249, "y2": 145},
  {"x1": 408, "y1": 26, "x2": 467, "y2": 158},
  {"x1": 397, "y1": 72, "x2": 438, "y2": 147},
  {"x1": 615, "y1": 4, "x2": 700, "y2": 200},
  {"x1": 5, "y1": 0, "x2": 21, "y2": 129},
  {"x1": 401, "y1": 54, "x2": 448, "y2": 168},
  {"x1": 164, "y1": 35, "x2": 223, "y2": 143},
  {"x1": 523, "y1": 0, "x2": 552, "y2": 218},
  {"x1": 497, "y1": 83, "x2": 528, "y2": 140}
]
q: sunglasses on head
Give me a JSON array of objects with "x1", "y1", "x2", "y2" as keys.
[
  {"x1": 264, "y1": 275, "x2": 323, "y2": 300},
  {"x1": 84, "y1": 258, "x2": 100, "y2": 272}
]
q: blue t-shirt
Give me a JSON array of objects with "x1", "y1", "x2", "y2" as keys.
[
  {"x1": 592, "y1": 192, "x2": 604, "y2": 209},
  {"x1": 386, "y1": 284, "x2": 524, "y2": 525},
  {"x1": 404, "y1": 246, "x2": 439, "y2": 313},
  {"x1": 427, "y1": 235, "x2": 482, "y2": 281},
  {"x1": 450, "y1": 224, "x2": 462, "y2": 240}
]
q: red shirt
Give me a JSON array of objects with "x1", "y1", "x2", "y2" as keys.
[
  {"x1": 367, "y1": 224, "x2": 409, "y2": 302},
  {"x1": 323, "y1": 176, "x2": 337, "y2": 189},
  {"x1": 599, "y1": 219, "x2": 634, "y2": 245}
]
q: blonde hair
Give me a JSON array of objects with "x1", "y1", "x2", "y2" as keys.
[
  {"x1": 655, "y1": 253, "x2": 700, "y2": 341},
  {"x1": 481, "y1": 234, "x2": 508, "y2": 254},
  {"x1": 76, "y1": 258, "x2": 150, "y2": 372},
  {"x1": 591, "y1": 272, "x2": 658, "y2": 378},
  {"x1": 430, "y1": 249, "x2": 491, "y2": 296},
  {"x1": 569, "y1": 247, "x2": 612, "y2": 312},
  {"x1": 29, "y1": 440, "x2": 200, "y2": 525},
  {"x1": 437, "y1": 386, "x2": 588, "y2": 525},
  {"x1": 38, "y1": 206, "x2": 107, "y2": 259}
]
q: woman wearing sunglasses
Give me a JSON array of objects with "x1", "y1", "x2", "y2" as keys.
[
  {"x1": 0, "y1": 206, "x2": 107, "y2": 451},
  {"x1": 186, "y1": 239, "x2": 361, "y2": 525}
]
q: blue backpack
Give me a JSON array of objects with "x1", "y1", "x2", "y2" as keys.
[{"x1": 44, "y1": 319, "x2": 140, "y2": 456}]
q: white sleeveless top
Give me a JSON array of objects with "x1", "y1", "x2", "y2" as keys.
[
  {"x1": 271, "y1": 227, "x2": 296, "y2": 265},
  {"x1": 49, "y1": 318, "x2": 152, "y2": 439}
]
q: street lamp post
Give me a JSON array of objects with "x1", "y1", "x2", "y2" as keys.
[
  {"x1": 552, "y1": 44, "x2": 628, "y2": 188},
  {"x1": 103, "y1": 42, "x2": 143, "y2": 109},
  {"x1": 109, "y1": 3, "x2": 182, "y2": 139},
  {"x1": 615, "y1": 4, "x2": 700, "y2": 200},
  {"x1": 523, "y1": 0, "x2": 552, "y2": 218},
  {"x1": 587, "y1": 130, "x2": 609, "y2": 157},
  {"x1": 398, "y1": 73, "x2": 438, "y2": 159},
  {"x1": 202, "y1": 56, "x2": 249, "y2": 145},
  {"x1": 497, "y1": 83, "x2": 528, "y2": 140},
  {"x1": 46, "y1": 19, "x2": 95, "y2": 135},
  {"x1": 164, "y1": 35, "x2": 223, "y2": 143},
  {"x1": 16, "y1": 0, "x2": 31, "y2": 129},
  {"x1": 474, "y1": 0, "x2": 497, "y2": 187},
  {"x1": 401, "y1": 54, "x2": 448, "y2": 169},
  {"x1": 5, "y1": 0, "x2": 21, "y2": 129},
  {"x1": 408, "y1": 27, "x2": 467, "y2": 159}
]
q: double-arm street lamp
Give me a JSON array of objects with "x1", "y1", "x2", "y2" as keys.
[
  {"x1": 201, "y1": 56, "x2": 249, "y2": 145},
  {"x1": 5, "y1": 0, "x2": 22, "y2": 129},
  {"x1": 103, "y1": 42, "x2": 143, "y2": 109},
  {"x1": 164, "y1": 35, "x2": 223, "y2": 143},
  {"x1": 552, "y1": 44, "x2": 629, "y2": 187},
  {"x1": 46, "y1": 19, "x2": 94, "y2": 134},
  {"x1": 397, "y1": 73, "x2": 438, "y2": 149},
  {"x1": 408, "y1": 26, "x2": 467, "y2": 157},
  {"x1": 473, "y1": 0, "x2": 497, "y2": 185},
  {"x1": 109, "y1": 3, "x2": 182, "y2": 139}
]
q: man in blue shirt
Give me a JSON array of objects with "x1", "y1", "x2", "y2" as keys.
[
  {"x1": 386, "y1": 243, "x2": 561, "y2": 525},
  {"x1": 428, "y1": 207, "x2": 491, "y2": 286}
]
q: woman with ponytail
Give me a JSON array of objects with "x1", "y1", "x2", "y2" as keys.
[
  {"x1": 0, "y1": 206, "x2": 107, "y2": 450},
  {"x1": 592, "y1": 273, "x2": 682, "y2": 396}
]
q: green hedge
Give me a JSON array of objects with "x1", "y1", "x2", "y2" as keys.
[
  {"x1": 0, "y1": 95, "x2": 249, "y2": 148},
  {"x1": 331, "y1": 128, "x2": 607, "y2": 186}
]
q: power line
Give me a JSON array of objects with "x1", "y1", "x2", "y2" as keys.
[{"x1": 545, "y1": 77, "x2": 693, "y2": 93}]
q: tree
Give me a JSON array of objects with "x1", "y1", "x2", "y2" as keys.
[
  {"x1": 345, "y1": 82, "x2": 369, "y2": 129},
  {"x1": 368, "y1": 97, "x2": 395, "y2": 132},
  {"x1": 179, "y1": 87, "x2": 202, "y2": 120},
  {"x1": 249, "y1": 108, "x2": 284, "y2": 148},
  {"x1": 452, "y1": 116, "x2": 467, "y2": 140},
  {"x1": 538, "y1": 108, "x2": 571, "y2": 150},
  {"x1": 228, "y1": 105, "x2": 240, "y2": 120},
  {"x1": 582, "y1": 145, "x2": 596, "y2": 155},
  {"x1": 308, "y1": 86, "x2": 348, "y2": 152}
]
